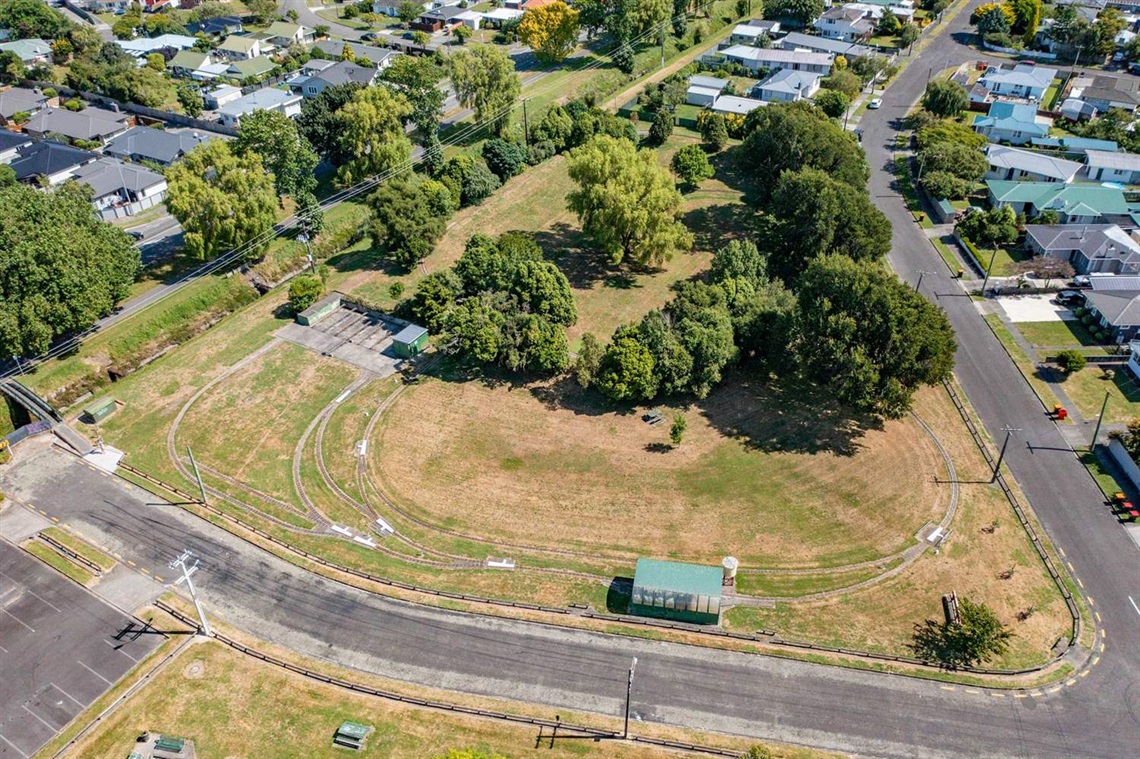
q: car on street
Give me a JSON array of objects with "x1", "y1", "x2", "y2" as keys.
[
  {"x1": 868, "y1": 98, "x2": 882, "y2": 109},
  {"x1": 127, "y1": 230, "x2": 145, "y2": 241}
]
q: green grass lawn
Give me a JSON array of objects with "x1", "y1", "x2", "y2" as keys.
[
  {"x1": 1014, "y1": 319, "x2": 1100, "y2": 348},
  {"x1": 24, "y1": 541, "x2": 95, "y2": 586},
  {"x1": 1061, "y1": 364, "x2": 1140, "y2": 425},
  {"x1": 41, "y1": 527, "x2": 117, "y2": 572}
]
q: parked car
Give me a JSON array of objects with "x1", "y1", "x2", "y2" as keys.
[
  {"x1": 127, "y1": 230, "x2": 145, "y2": 241},
  {"x1": 868, "y1": 98, "x2": 882, "y2": 109},
  {"x1": 1073, "y1": 275, "x2": 1091, "y2": 288},
  {"x1": 1056, "y1": 290, "x2": 1083, "y2": 305}
]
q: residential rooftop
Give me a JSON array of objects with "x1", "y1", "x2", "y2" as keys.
[{"x1": 986, "y1": 144, "x2": 1083, "y2": 182}]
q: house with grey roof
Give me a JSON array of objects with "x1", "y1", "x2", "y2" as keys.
[
  {"x1": 973, "y1": 102, "x2": 1052, "y2": 145},
  {"x1": 9, "y1": 141, "x2": 97, "y2": 185},
  {"x1": 70, "y1": 158, "x2": 168, "y2": 219},
  {"x1": 978, "y1": 63, "x2": 1058, "y2": 101},
  {"x1": 0, "y1": 130, "x2": 31, "y2": 163},
  {"x1": 710, "y1": 95, "x2": 766, "y2": 116},
  {"x1": 984, "y1": 145, "x2": 1083, "y2": 184},
  {"x1": 775, "y1": 31, "x2": 875, "y2": 59},
  {"x1": 685, "y1": 75, "x2": 729, "y2": 106},
  {"x1": 187, "y1": 15, "x2": 244, "y2": 36},
  {"x1": 814, "y1": 6, "x2": 875, "y2": 42},
  {"x1": 0, "y1": 86, "x2": 48, "y2": 125},
  {"x1": 23, "y1": 106, "x2": 131, "y2": 145},
  {"x1": 1067, "y1": 73, "x2": 1140, "y2": 114},
  {"x1": 1085, "y1": 149, "x2": 1140, "y2": 185},
  {"x1": 752, "y1": 68, "x2": 821, "y2": 103},
  {"x1": 711, "y1": 45, "x2": 833, "y2": 75},
  {"x1": 310, "y1": 39, "x2": 399, "y2": 70},
  {"x1": 104, "y1": 126, "x2": 214, "y2": 166},
  {"x1": 730, "y1": 21, "x2": 781, "y2": 45},
  {"x1": 1025, "y1": 224, "x2": 1140, "y2": 274},
  {"x1": 116, "y1": 34, "x2": 198, "y2": 59},
  {"x1": 1083, "y1": 286, "x2": 1140, "y2": 342},
  {"x1": 217, "y1": 87, "x2": 303, "y2": 128},
  {"x1": 296, "y1": 60, "x2": 379, "y2": 98},
  {"x1": 0, "y1": 38, "x2": 52, "y2": 65}
]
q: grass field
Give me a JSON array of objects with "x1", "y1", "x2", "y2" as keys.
[
  {"x1": 1062, "y1": 364, "x2": 1140, "y2": 425},
  {"x1": 42, "y1": 526, "x2": 116, "y2": 572},
  {"x1": 1014, "y1": 319, "x2": 1099, "y2": 348},
  {"x1": 372, "y1": 367, "x2": 945, "y2": 568},
  {"x1": 723, "y1": 388, "x2": 1072, "y2": 671},
  {"x1": 983, "y1": 315, "x2": 1062, "y2": 412}
]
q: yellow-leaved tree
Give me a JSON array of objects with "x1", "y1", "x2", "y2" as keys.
[{"x1": 517, "y1": 1, "x2": 580, "y2": 64}]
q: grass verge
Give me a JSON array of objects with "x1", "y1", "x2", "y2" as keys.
[{"x1": 24, "y1": 540, "x2": 94, "y2": 586}]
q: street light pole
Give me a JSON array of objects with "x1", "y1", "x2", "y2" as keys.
[
  {"x1": 992, "y1": 426, "x2": 1021, "y2": 483},
  {"x1": 623, "y1": 656, "x2": 638, "y2": 739},
  {"x1": 1090, "y1": 390, "x2": 1110, "y2": 452},
  {"x1": 980, "y1": 248, "x2": 999, "y2": 295},
  {"x1": 915, "y1": 270, "x2": 935, "y2": 293},
  {"x1": 298, "y1": 232, "x2": 316, "y2": 275},
  {"x1": 170, "y1": 550, "x2": 212, "y2": 637}
]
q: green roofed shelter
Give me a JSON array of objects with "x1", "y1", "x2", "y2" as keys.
[
  {"x1": 630, "y1": 558, "x2": 722, "y2": 625},
  {"x1": 391, "y1": 324, "x2": 428, "y2": 358}
]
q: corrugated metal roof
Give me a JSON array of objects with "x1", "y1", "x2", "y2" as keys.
[
  {"x1": 1085, "y1": 149, "x2": 1140, "y2": 171},
  {"x1": 633, "y1": 558, "x2": 722, "y2": 598},
  {"x1": 392, "y1": 324, "x2": 428, "y2": 344}
]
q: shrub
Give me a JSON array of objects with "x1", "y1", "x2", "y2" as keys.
[
  {"x1": 648, "y1": 109, "x2": 673, "y2": 145},
  {"x1": 481, "y1": 138, "x2": 529, "y2": 180},
  {"x1": 1055, "y1": 349, "x2": 1086, "y2": 374},
  {"x1": 670, "y1": 144, "x2": 714, "y2": 187},
  {"x1": 922, "y1": 170, "x2": 970, "y2": 200},
  {"x1": 288, "y1": 274, "x2": 323, "y2": 313},
  {"x1": 460, "y1": 159, "x2": 501, "y2": 206}
]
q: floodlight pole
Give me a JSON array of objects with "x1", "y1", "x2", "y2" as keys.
[
  {"x1": 1090, "y1": 390, "x2": 1110, "y2": 452},
  {"x1": 12, "y1": 354, "x2": 23, "y2": 376},
  {"x1": 623, "y1": 656, "x2": 638, "y2": 739},
  {"x1": 992, "y1": 426, "x2": 1021, "y2": 483},
  {"x1": 186, "y1": 446, "x2": 208, "y2": 506},
  {"x1": 170, "y1": 550, "x2": 212, "y2": 637}
]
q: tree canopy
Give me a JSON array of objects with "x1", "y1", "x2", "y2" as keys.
[
  {"x1": 233, "y1": 109, "x2": 319, "y2": 201},
  {"x1": 670, "y1": 144, "x2": 714, "y2": 188},
  {"x1": 368, "y1": 176, "x2": 450, "y2": 270},
  {"x1": 296, "y1": 82, "x2": 364, "y2": 167},
  {"x1": 767, "y1": 0, "x2": 825, "y2": 25},
  {"x1": 922, "y1": 79, "x2": 969, "y2": 119},
  {"x1": 911, "y1": 597, "x2": 1013, "y2": 669},
  {"x1": 0, "y1": 0, "x2": 71, "y2": 40},
  {"x1": 517, "y1": 1, "x2": 581, "y2": 63},
  {"x1": 448, "y1": 45, "x2": 522, "y2": 136},
  {"x1": 566, "y1": 135, "x2": 693, "y2": 268},
  {"x1": 381, "y1": 54, "x2": 446, "y2": 135},
  {"x1": 793, "y1": 255, "x2": 956, "y2": 417},
  {"x1": 0, "y1": 182, "x2": 139, "y2": 357},
  {"x1": 333, "y1": 85, "x2": 413, "y2": 186},
  {"x1": 165, "y1": 140, "x2": 278, "y2": 261}
]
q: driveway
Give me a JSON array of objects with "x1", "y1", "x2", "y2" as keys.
[{"x1": 997, "y1": 293, "x2": 1076, "y2": 322}]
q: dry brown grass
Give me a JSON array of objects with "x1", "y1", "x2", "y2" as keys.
[{"x1": 372, "y1": 371, "x2": 946, "y2": 569}]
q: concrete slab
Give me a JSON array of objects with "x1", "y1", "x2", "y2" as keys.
[
  {"x1": 996, "y1": 293, "x2": 1076, "y2": 323},
  {"x1": 95, "y1": 564, "x2": 166, "y2": 615},
  {"x1": 83, "y1": 445, "x2": 124, "y2": 474},
  {"x1": 0, "y1": 504, "x2": 51, "y2": 542},
  {"x1": 276, "y1": 307, "x2": 403, "y2": 377}
]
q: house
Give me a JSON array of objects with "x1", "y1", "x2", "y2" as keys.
[
  {"x1": 0, "y1": 130, "x2": 31, "y2": 163},
  {"x1": 186, "y1": 15, "x2": 243, "y2": 36},
  {"x1": 1025, "y1": 224, "x2": 1140, "y2": 275},
  {"x1": 0, "y1": 86, "x2": 48, "y2": 125},
  {"x1": 261, "y1": 21, "x2": 312, "y2": 47},
  {"x1": 1030, "y1": 136, "x2": 1119, "y2": 155},
  {"x1": 710, "y1": 95, "x2": 766, "y2": 116},
  {"x1": 103, "y1": 126, "x2": 213, "y2": 166},
  {"x1": 23, "y1": 106, "x2": 132, "y2": 145},
  {"x1": 296, "y1": 60, "x2": 380, "y2": 98},
  {"x1": 116, "y1": 34, "x2": 198, "y2": 59},
  {"x1": 845, "y1": 2, "x2": 916, "y2": 22},
  {"x1": 372, "y1": 0, "x2": 409, "y2": 16},
  {"x1": 413, "y1": 6, "x2": 466, "y2": 32},
  {"x1": 1085, "y1": 149, "x2": 1140, "y2": 185},
  {"x1": 168, "y1": 50, "x2": 230, "y2": 80},
  {"x1": 1066, "y1": 73, "x2": 1140, "y2": 114},
  {"x1": 227, "y1": 56, "x2": 278, "y2": 80},
  {"x1": 203, "y1": 84, "x2": 243, "y2": 110},
  {"x1": 814, "y1": 7, "x2": 875, "y2": 42},
  {"x1": 1083, "y1": 286, "x2": 1140, "y2": 343},
  {"x1": 455, "y1": 10, "x2": 484, "y2": 29},
  {"x1": 1060, "y1": 96, "x2": 1099, "y2": 121},
  {"x1": 968, "y1": 82, "x2": 995, "y2": 105},
  {"x1": 972, "y1": 102, "x2": 1052, "y2": 145},
  {"x1": 70, "y1": 158, "x2": 168, "y2": 219},
  {"x1": 984, "y1": 145, "x2": 1083, "y2": 184},
  {"x1": 986, "y1": 180, "x2": 1129, "y2": 224},
  {"x1": 141, "y1": 0, "x2": 175, "y2": 11},
  {"x1": 311, "y1": 39, "x2": 400, "y2": 69},
  {"x1": 714, "y1": 45, "x2": 833, "y2": 75},
  {"x1": 685, "y1": 75, "x2": 729, "y2": 106},
  {"x1": 752, "y1": 68, "x2": 821, "y2": 103},
  {"x1": 482, "y1": 7, "x2": 524, "y2": 27},
  {"x1": 730, "y1": 21, "x2": 780, "y2": 45},
  {"x1": 9, "y1": 141, "x2": 97, "y2": 185},
  {"x1": 216, "y1": 35, "x2": 262, "y2": 61},
  {"x1": 217, "y1": 87, "x2": 303, "y2": 128},
  {"x1": 83, "y1": 0, "x2": 130, "y2": 11},
  {"x1": 776, "y1": 31, "x2": 875, "y2": 59},
  {"x1": 977, "y1": 63, "x2": 1058, "y2": 101},
  {"x1": 0, "y1": 38, "x2": 53, "y2": 66}
]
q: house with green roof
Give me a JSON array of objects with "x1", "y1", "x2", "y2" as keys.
[
  {"x1": 262, "y1": 21, "x2": 312, "y2": 47},
  {"x1": 216, "y1": 35, "x2": 262, "y2": 60},
  {"x1": 227, "y1": 56, "x2": 277, "y2": 81},
  {"x1": 986, "y1": 181, "x2": 1129, "y2": 224},
  {"x1": 629, "y1": 558, "x2": 723, "y2": 625}
]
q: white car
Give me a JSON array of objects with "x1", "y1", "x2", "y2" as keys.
[{"x1": 868, "y1": 98, "x2": 883, "y2": 109}]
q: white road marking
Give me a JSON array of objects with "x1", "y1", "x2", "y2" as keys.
[
  {"x1": 52, "y1": 683, "x2": 85, "y2": 709},
  {"x1": 1, "y1": 608, "x2": 34, "y2": 632},
  {"x1": 21, "y1": 704, "x2": 56, "y2": 732},
  {"x1": 77, "y1": 660, "x2": 113, "y2": 685},
  {"x1": 0, "y1": 732, "x2": 29, "y2": 757},
  {"x1": 1129, "y1": 595, "x2": 1140, "y2": 618},
  {"x1": 105, "y1": 638, "x2": 140, "y2": 663},
  {"x1": 0, "y1": 570, "x2": 61, "y2": 612}
]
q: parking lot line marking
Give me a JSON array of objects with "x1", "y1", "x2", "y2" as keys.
[
  {"x1": 0, "y1": 732, "x2": 30, "y2": 758},
  {"x1": 1080, "y1": 670, "x2": 1090, "y2": 678},
  {"x1": 964, "y1": 688, "x2": 980, "y2": 695},
  {"x1": 1, "y1": 608, "x2": 34, "y2": 632},
  {"x1": 1013, "y1": 693, "x2": 1027, "y2": 699},
  {"x1": 126, "y1": 560, "x2": 136, "y2": 567},
  {"x1": 37, "y1": 509, "x2": 46, "y2": 516},
  {"x1": 0, "y1": 642, "x2": 7, "y2": 653},
  {"x1": 21, "y1": 704, "x2": 56, "y2": 732},
  {"x1": 1095, "y1": 611, "x2": 1102, "y2": 623},
  {"x1": 49, "y1": 517, "x2": 58, "y2": 523},
  {"x1": 106, "y1": 639, "x2": 140, "y2": 663},
  {"x1": 1092, "y1": 656, "x2": 1100, "y2": 666},
  {"x1": 1066, "y1": 678, "x2": 1078, "y2": 687},
  {"x1": 990, "y1": 693, "x2": 1005, "y2": 698},
  {"x1": 1087, "y1": 596, "x2": 1095, "y2": 607},
  {"x1": 78, "y1": 660, "x2": 113, "y2": 685},
  {"x1": 1058, "y1": 546, "x2": 1066, "y2": 558},
  {"x1": 17, "y1": 585, "x2": 61, "y2": 614},
  {"x1": 1066, "y1": 561, "x2": 1075, "y2": 572},
  {"x1": 1047, "y1": 686, "x2": 1063, "y2": 694},
  {"x1": 1029, "y1": 691, "x2": 1043, "y2": 697},
  {"x1": 52, "y1": 683, "x2": 85, "y2": 709},
  {"x1": 1077, "y1": 577, "x2": 1085, "y2": 589},
  {"x1": 1130, "y1": 596, "x2": 1140, "y2": 618},
  {"x1": 940, "y1": 685, "x2": 955, "y2": 691},
  {"x1": 154, "y1": 575, "x2": 163, "y2": 582},
  {"x1": 139, "y1": 568, "x2": 150, "y2": 576}
]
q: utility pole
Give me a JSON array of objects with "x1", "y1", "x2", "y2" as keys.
[
  {"x1": 915, "y1": 270, "x2": 935, "y2": 293},
  {"x1": 660, "y1": 20, "x2": 666, "y2": 69},
  {"x1": 992, "y1": 426, "x2": 1021, "y2": 483},
  {"x1": 11, "y1": 354, "x2": 23, "y2": 376},
  {"x1": 522, "y1": 98, "x2": 530, "y2": 146},
  {"x1": 298, "y1": 232, "x2": 316, "y2": 275},
  {"x1": 186, "y1": 446, "x2": 208, "y2": 506},
  {"x1": 623, "y1": 656, "x2": 638, "y2": 739},
  {"x1": 1090, "y1": 390, "x2": 1110, "y2": 452},
  {"x1": 980, "y1": 248, "x2": 999, "y2": 295},
  {"x1": 170, "y1": 550, "x2": 212, "y2": 636}
]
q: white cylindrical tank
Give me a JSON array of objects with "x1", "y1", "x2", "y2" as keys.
[{"x1": 722, "y1": 556, "x2": 739, "y2": 585}]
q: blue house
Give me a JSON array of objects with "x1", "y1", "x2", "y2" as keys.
[{"x1": 973, "y1": 102, "x2": 1052, "y2": 146}]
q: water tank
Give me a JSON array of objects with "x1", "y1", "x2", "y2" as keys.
[{"x1": 722, "y1": 556, "x2": 739, "y2": 585}]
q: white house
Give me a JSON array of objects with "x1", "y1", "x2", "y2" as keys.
[
  {"x1": 686, "y1": 75, "x2": 729, "y2": 106},
  {"x1": 203, "y1": 84, "x2": 244, "y2": 110},
  {"x1": 1085, "y1": 149, "x2": 1140, "y2": 185},
  {"x1": 978, "y1": 63, "x2": 1058, "y2": 101},
  {"x1": 216, "y1": 35, "x2": 262, "y2": 61},
  {"x1": 218, "y1": 88, "x2": 303, "y2": 128},
  {"x1": 751, "y1": 69, "x2": 821, "y2": 103},
  {"x1": 813, "y1": 6, "x2": 875, "y2": 42},
  {"x1": 71, "y1": 158, "x2": 168, "y2": 220},
  {"x1": 116, "y1": 34, "x2": 198, "y2": 58},
  {"x1": 710, "y1": 95, "x2": 766, "y2": 116},
  {"x1": 730, "y1": 21, "x2": 780, "y2": 45},
  {"x1": 1025, "y1": 224, "x2": 1140, "y2": 275},
  {"x1": 714, "y1": 46, "x2": 833, "y2": 75},
  {"x1": 984, "y1": 145, "x2": 1083, "y2": 184},
  {"x1": 261, "y1": 21, "x2": 313, "y2": 47}
]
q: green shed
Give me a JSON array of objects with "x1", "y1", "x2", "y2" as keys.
[
  {"x1": 296, "y1": 292, "x2": 343, "y2": 326},
  {"x1": 391, "y1": 324, "x2": 428, "y2": 359},
  {"x1": 629, "y1": 558, "x2": 723, "y2": 625},
  {"x1": 82, "y1": 397, "x2": 117, "y2": 424}
]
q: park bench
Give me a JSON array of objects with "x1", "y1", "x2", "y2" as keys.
[
  {"x1": 333, "y1": 721, "x2": 370, "y2": 751},
  {"x1": 643, "y1": 409, "x2": 665, "y2": 426}
]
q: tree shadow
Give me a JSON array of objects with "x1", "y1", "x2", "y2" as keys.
[
  {"x1": 708, "y1": 145, "x2": 762, "y2": 204},
  {"x1": 528, "y1": 374, "x2": 623, "y2": 418},
  {"x1": 534, "y1": 222, "x2": 663, "y2": 291},
  {"x1": 696, "y1": 372, "x2": 884, "y2": 457},
  {"x1": 606, "y1": 577, "x2": 633, "y2": 614},
  {"x1": 683, "y1": 202, "x2": 758, "y2": 253},
  {"x1": 644, "y1": 442, "x2": 673, "y2": 454}
]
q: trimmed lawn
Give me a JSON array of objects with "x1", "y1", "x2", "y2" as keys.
[
  {"x1": 1015, "y1": 319, "x2": 1100, "y2": 348},
  {"x1": 1061, "y1": 365, "x2": 1140, "y2": 425},
  {"x1": 24, "y1": 541, "x2": 94, "y2": 586},
  {"x1": 42, "y1": 526, "x2": 117, "y2": 572}
]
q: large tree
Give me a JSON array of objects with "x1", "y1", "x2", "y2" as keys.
[
  {"x1": 518, "y1": 1, "x2": 581, "y2": 63},
  {"x1": 448, "y1": 45, "x2": 522, "y2": 137},
  {"x1": 165, "y1": 141, "x2": 278, "y2": 261},
  {"x1": 233, "y1": 109, "x2": 319, "y2": 201},
  {"x1": 0, "y1": 0, "x2": 71, "y2": 40},
  {"x1": 566, "y1": 135, "x2": 693, "y2": 268},
  {"x1": 367, "y1": 176, "x2": 449, "y2": 270},
  {"x1": 333, "y1": 85, "x2": 413, "y2": 186},
  {"x1": 763, "y1": 168, "x2": 891, "y2": 283},
  {"x1": 922, "y1": 79, "x2": 969, "y2": 119},
  {"x1": 794, "y1": 255, "x2": 956, "y2": 418},
  {"x1": 296, "y1": 82, "x2": 363, "y2": 167},
  {"x1": 767, "y1": 0, "x2": 825, "y2": 25},
  {"x1": 741, "y1": 101, "x2": 868, "y2": 200},
  {"x1": 0, "y1": 183, "x2": 139, "y2": 358},
  {"x1": 911, "y1": 597, "x2": 1013, "y2": 669},
  {"x1": 381, "y1": 54, "x2": 446, "y2": 136},
  {"x1": 918, "y1": 141, "x2": 988, "y2": 182},
  {"x1": 596, "y1": 329, "x2": 658, "y2": 402}
]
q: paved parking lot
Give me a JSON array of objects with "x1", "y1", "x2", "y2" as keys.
[
  {"x1": 0, "y1": 540, "x2": 164, "y2": 758},
  {"x1": 996, "y1": 293, "x2": 1076, "y2": 323}
]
